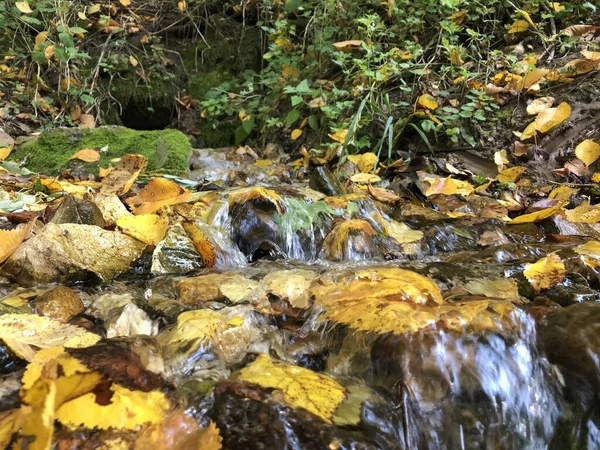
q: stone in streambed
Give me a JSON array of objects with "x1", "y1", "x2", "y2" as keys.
[
  {"x1": 32, "y1": 286, "x2": 84, "y2": 322},
  {"x1": 0, "y1": 223, "x2": 146, "y2": 286}
]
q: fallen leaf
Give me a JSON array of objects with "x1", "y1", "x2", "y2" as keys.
[
  {"x1": 78, "y1": 114, "x2": 95, "y2": 129},
  {"x1": 349, "y1": 173, "x2": 381, "y2": 184},
  {"x1": 291, "y1": 129, "x2": 303, "y2": 140},
  {"x1": 581, "y1": 50, "x2": 600, "y2": 61},
  {"x1": 117, "y1": 214, "x2": 168, "y2": 246},
  {"x1": 328, "y1": 129, "x2": 348, "y2": 143},
  {"x1": 262, "y1": 269, "x2": 316, "y2": 310},
  {"x1": 523, "y1": 253, "x2": 566, "y2": 292},
  {"x1": 464, "y1": 278, "x2": 520, "y2": 299},
  {"x1": 100, "y1": 154, "x2": 148, "y2": 196},
  {"x1": 0, "y1": 130, "x2": 15, "y2": 160},
  {"x1": 125, "y1": 178, "x2": 192, "y2": 215},
  {"x1": 425, "y1": 177, "x2": 474, "y2": 196},
  {"x1": 238, "y1": 354, "x2": 346, "y2": 423},
  {"x1": 70, "y1": 148, "x2": 100, "y2": 163},
  {"x1": 565, "y1": 201, "x2": 600, "y2": 223},
  {"x1": 548, "y1": 186, "x2": 578, "y2": 200},
  {"x1": 367, "y1": 184, "x2": 400, "y2": 203},
  {"x1": 182, "y1": 221, "x2": 216, "y2": 268},
  {"x1": 384, "y1": 219, "x2": 423, "y2": 244},
  {"x1": 0, "y1": 314, "x2": 99, "y2": 361},
  {"x1": 227, "y1": 186, "x2": 285, "y2": 214},
  {"x1": 497, "y1": 167, "x2": 526, "y2": 183},
  {"x1": 119, "y1": 0, "x2": 131, "y2": 6},
  {"x1": 509, "y1": 206, "x2": 562, "y2": 224},
  {"x1": 516, "y1": 9, "x2": 537, "y2": 29},
  {"x1": 575, "y1": 139, "x2": 600, "y2": 166},
  {"x1": 0, "y1": 221, "x2": 34, "y2": 263},
  {"x1": 521, "y1": 102, "x2": 571, "y2": 140},
  {"x1": 417, "y1": 94, "x2": 439, "y2": 110},
  {"x1": 562, "y1": 25, "x2": 600, "y2": 36},
  {"x1": 348, "y1": 152, "x2": 378, "y2": 173}
]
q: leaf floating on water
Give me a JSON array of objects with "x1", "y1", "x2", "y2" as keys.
[
  {"x1": 0, "y1": 314, "x2": 100, "y2": 361},
  {"x1": 523, "y1": 253, "x2": 566, "y2": 292},
  {"x1": 575, "y1": 139, "x2": 600, "y2": 166},
  {"x1": 311, "y1": 267, "x2": 443, "y2": 306},
  {"x1": 238, "y1": 354, "x2": 346, "y2": 423},
  {"x1": 117, "y1": 214, "x2": 168, "y2": 246}
]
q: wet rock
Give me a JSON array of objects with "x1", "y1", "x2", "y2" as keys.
[
  {"x1": 0, "y1": 223, "x2": 146, "y2": 286},
  {"x1": 176, "y1": 273, "x2": 261, "y2": 305},
  {"x1": 105, "y1": 303, "x2": 158, "y2": 338},
  {"x1": 309, "y1": 166, "x2": 346, "y2": 196},
  {"x1": 534, "y1": 273, "x2": 598, "y2": 306},
  {"x1": 32, "y1": 286, "x2": 84, "y2": 322},
  {"x1": 49, "y1": 195, "x2": 107, "y2": 227},
  {"x1": 151, "y1": 224, "x2": 204, "y2": 275},
  {"x1": 503, "y1": 223, "x2": 546, "y2": 243},
  {"x1": 539, "y1": 302, "x2": 600, "y2": 393},
  {"x1": 230, "y1": 200, "x2": 283, "y2": 261},
  {"x1": 208, "y1": 380, "x2": 387, "y2": 450},
  {"x1": 543, "y1": 215, "x2": 600, "y2": 239}
]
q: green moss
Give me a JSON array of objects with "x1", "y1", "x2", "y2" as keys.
[{"x1": 11, "y1": 127, "x2": 192, "y2": 175}]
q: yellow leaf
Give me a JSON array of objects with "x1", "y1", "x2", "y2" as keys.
[
  {"x1": 497, "y1": 166, "x2": 526, "y2": 183},
  {"x1": 521, "y1": 102, "x2": 571, "y2": 140},
  {"x1": 592, "y1": 172, "x2": 600, "y2": 183},
  {"x1": 523, "y1": 253, "x2": 566, "y2": 292},
  {"x1": 78, "y1": 113, "x2": 95, "y2": 129},
  {"x1": 0, "y1": 314, "x2": 99, "y2": 361},
  {"x1": 367, "y1": 184, "x2": 400, "y2": 203},
  {"x1": 119, "y1": 0, "x2": 131, "y2": 5},
  {"x1": 77, "y1": 11, "x2": 87, "y2": 20},
  {"x1": 449, "y1": 10, "x2": 468, "y2": 24},
  {"x1": 291, "y1": 128, "x2": 303, "y2": 140},
  {"x1": 0, "y1": 221, "x2": 34, "y2": 263},
  {"x1": 116, "y1": 214, "x2": 168, "y2": 246},
  {"x1": 349, "y1": 173, "x2": 381, "y2": 184},
  {"x1": 238, "y1": 354, "x2": 346, "y2": 423},
  {"x1": 238, "y1": 110, "x2": 251, "y2": 122},
  {"x1": 182, "y1": 221, "x2": 216, "y2": 268},
  {"x1": 255, "y1": 159, "x2": 273, "y2": 167},
  {"x1": 515, "y1": 68, "x2": 549, "y2": 91},
  {"x1": 129, "y1": 55, "x2": 138, "y2": 67},
  {"x1": 44, "y1": 44, "x2": 55, "y2": 60},
  {"x1": 508, "y1": 19, "x2": 530, "y2": 34},
  {"x1": 333, "y1": 40, "x2": 364, "y2": 49},
  {"x1": 100, "y1": 154, "x2": 147, "y2": 196},
  {"x1": 35, "y1": 31, "x2": 48, "y2": 45},
  {"x1": 56, "y1": 384, "x2": 170, "y2": 430},
  {"x1": 509, "y1": 206, "x2": 562, "y2": 224},
  {"x1": 0, "y1": 129, "x2": 15, "y2": 160},
  {"x1": 125, "y1": 178, "x2": 192, "y2": 215},
  {"x1": 449, "y1": 47, "x2": 463, "y2": 66},
  {"x1": 575, "y1": 139, "x2": 600, "y2": 166},
  {"x1": 328, "y1": 129, "x2": 348, "y2": 143},
  {"x1": 281, "y1": 64, "x2": 300, "y2": 79},
  {"x1": 464, "y1": 278, "x2": 520, "y2": 299},
  {"x1": 417, "y1": 94, "x2": 439, "y2": 110},
  {"x1": 384, "y1": 219, "x2": 423, "y2": 244},
  {"x1": 548, "y1": 186, "x2": 578, "y2": 200},
  {"x1": 550, "y1": 2, "x2": 564, "y2": 11},
  {"x1": 15, "y1": 1, "x2": 33, "y2": 13},
  {"x1": 581, "y1": 50, "x2": 600, "y2": 61},
  {"x1": 227, "y1": 186, "x2": 285, "y2": 214},
  {"x1": 70, "y1": 148, "x2": 100, "y2": 163},
  {"x1": 517, "y1": 9, "x2": 537, "y2": 29},
  {"x1": 177, "y1": 0, "x2": 187, "y2": 12},
  {"x1": 424, "y1": 176, "x2": 474, "y2": 196},
  {"x1": 348, "y1": 152, "x2": 378, "y2": 173},
  {"x1": 87, "y1": 4, "x2": 101, "y2": 13},
  {"x1": 565, "y1": 201, "x2": 600, "y2": 224}
]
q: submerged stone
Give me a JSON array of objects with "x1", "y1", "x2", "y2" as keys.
[{"x1": 32, "y1": 286, "x2": 84, "y2": 322}]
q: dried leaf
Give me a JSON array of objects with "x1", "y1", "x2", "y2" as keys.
[
  {"x1": 562, "y1": 25, "x2": 600, "y2": 36},
  {"x1": 100, "y1": 154, "x2": 148, "y2": 196},
  {"x1": 238, "y1": 354, "x2": 346, "y2": 423},
  {"x1": 425, "y1": 177, "x2": 474, "y2": 196},
  {"x1": 291, "y1": 129, "x2": 303, "y2": 140},
  {"x1": 575, "y1": 139, "x2": 600, "y2": 166},
  {"x1": 0, "y1": 221, "x2": 34, "y2": 263},
  {"x1": 508, "y1": 19, "x2": 530, "y2": 33},
  {"x1": 497, "y1": 167, "x2": 526, "y2": 183},
  {"x1": 526, "y1": 97, "x2": 554, "y2": 115},
  {"x1": 117, "y1": 214, "x2": 168, "y2": 246},
  {"x1": 523, "y1": 253, "x2": 566, "y2": 292},
  {"x1": 384, "y1": 219, "x2": 423, "y2": 244},
  {"x1": 349, "y1": 173, "x2": 381, "y2": 184},
  {"x1": 521, "y1": 102, "x2": 571, "y2": 140},
  {"x1": 328, "y1": 129, "x2": 348, "y2": 143},
  {"x1": 15, "y1": 1, "x2": 33, "y2": 13},
  {"x1": 333, "y1": 40, "x2": 364, "y2": 49},
  {"x1": 367, "y1": 184, "x2": 400, "y2": 203},
  {"x1": 125, "y1": 178, "x2": 192, "y2": 215},
  {"x1": 581, "y1": 50, "x2": 600, "y2": 61},
  {"x1": 509, "y1": 206, "x2": 562, "y2": 224},
  {"x1": 464, "y1": 278, "x2": 520, "y2": 299},
  {"x1": 70, "y1": 148, "x2": 100, "y2": 163},
  {"x1": 565, "y1": 201, "x2": 600, "y2": 224},
  {"x1": 78, "y1": 114, "x2": 95, "y2": 129},
  {"x1": 548, "y1": 186, "x2": 578, "y2": 200}
]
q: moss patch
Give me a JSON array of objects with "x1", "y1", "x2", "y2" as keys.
[{"x1": 11, "y1": 127, "x2": 192, "y2": 175}]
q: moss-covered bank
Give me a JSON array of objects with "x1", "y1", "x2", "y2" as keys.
[{"x1": 11, "y1": 127, "x2": 192, "y2": 175}]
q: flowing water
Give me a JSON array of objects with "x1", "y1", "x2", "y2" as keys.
[{"x1": 2, "y1": 148, "x2": 600, "y2": 449}]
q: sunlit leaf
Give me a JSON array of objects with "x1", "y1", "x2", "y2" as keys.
[
  {"x1": 15, "y1": 1, "x2": 33, "y2": 13},
  {"x1": 70, "y1": 148, "x2": 100, "y2": 163},
  {"x1": 125, "y1": 178, "x2": 192, "y2": 215},
  {"x1": 565, "y1": 201, "x2": 600, "y2": 224},
  {"x1": 348, "y1": 152, "x2": 378, "y2": 173},
  {"x1": 521, "y1": 102, "x2": 571, "y2": 140},
  {"x1": 417, "y1": 94, "x2": 439, "y2": 110},
  {"x1": 575, "y1": 139, "x2": 600, "y2": 166},
  {"x1": 548, "y1": 186, "x2": 578, "y2": 200},
  {"x1": 0, "y1": 221, "x2": 34, "y2": 263},
  {"x1": 328, "y1": 129, "x2": 348, "y2": 143},
  {"x1": 238, "y1": 354, "x2": 346, "y2": 423},
  {"x1": 116, "y1": 214, "x2": 168, "y2": 246},
  {"x1": 523, "y1": 253, "x2": 566, "y2": 292},
  {"x1": 516, "y1": 10, "x2": 537, "y2": 29},
  {"x1": 509, "y1": 206, "x2": 562, "y2": 224},
  {"x1": 424, "y1": 176, "x2": 474, "y2": 196},
  {"x1": 508, "y1": 19, "x2": 530, "y2": 33}
]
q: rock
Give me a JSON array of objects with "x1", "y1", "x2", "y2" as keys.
[
  {"x1": 49, "y1": 195, "x2": 107, "y2": 227},
  {"x1": 151, "y1": 224, "x2": 204, "y2": 275},
  {"x1": 105, "y1": 303, "x2": 158, "y2": 338},
  {"x1": 539, "y1": 302, "x2": 600, "y2": 393},
  {"x1": 1, "y1": 223, "x2": 146, "y2": 286},
  {"x1": 309, "y1": 166, "x2": 346, "y2": 196},
  {"x1": 32, "y1": 286, "x2": 84, "y2": 322},
  {"x1": 9, "y1": 127, "x2": 192, "y2": 175}
]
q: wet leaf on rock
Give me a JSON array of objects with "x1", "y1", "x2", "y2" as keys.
[
  {"x1": 227, "y1": 186, "x2": 286, "y2": 214},
  {"x1": 125, "y1": 178, "x2": 192, "y2": 215},
  {"x1": 237, "y1": 354, "x2": 346, "y2": 423},
  {"x1": 263, "y1": 269, "x2": 316, "y2": 310},
  {"x1": 0, "y1": 314, "x2": 100, "y2": 361},
  {"x1": 523, "y1": 253, "x2": 566, "y2": 292},
  {"x1": 424, "y1": 176, "x2": 474, "y2": 196},
  {"x1": 565, "y1": 201, "x2": 600, "y2": 224},
  {"x1": 464, "y1": 278, "x2": 520, "y2": 300},
  {"x1": 182, "y1": 221, "x2": 216, "y2": 268},
  {"x1": 509, "y1": 205, "x2": 563, "y2": 224},
  {"x1": 117, "y1": 214, "x2": 169, "y2": 246}
]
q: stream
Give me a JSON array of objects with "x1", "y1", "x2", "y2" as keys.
[{"x1": 1, "y1": 146, "x2": 600, "y2": 449}]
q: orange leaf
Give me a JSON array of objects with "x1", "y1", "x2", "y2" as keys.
[{"x1": 70, "y1": 149, "x2": 100, "y2": 163}]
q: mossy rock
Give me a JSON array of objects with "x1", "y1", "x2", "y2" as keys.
[{"x1": 10, "y1": 127, "x2": 192, "y2": 175}]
